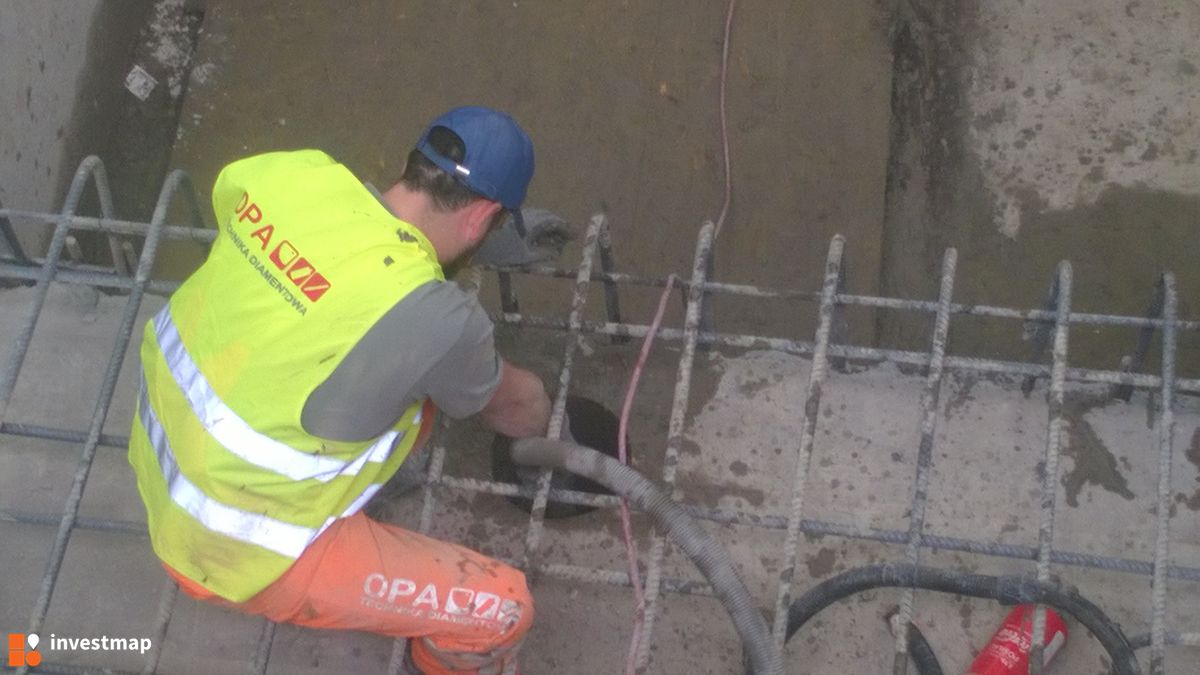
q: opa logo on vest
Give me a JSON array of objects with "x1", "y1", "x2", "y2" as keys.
[{"x1": 233, "y1": 192, "x2": 332, "y2": 302}]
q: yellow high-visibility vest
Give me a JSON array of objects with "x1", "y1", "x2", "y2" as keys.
[{"x1": 129, "y1": 150, "x2": 442, "y2": 601}]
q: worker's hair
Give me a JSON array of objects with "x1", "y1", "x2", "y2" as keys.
[{"x1": 400, "y1": 126, "x2": 482, "y2": 212}]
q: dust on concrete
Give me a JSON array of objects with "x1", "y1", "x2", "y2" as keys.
[{"x1": 1061, "y1": 393, "x2": 1136, "y2": 507}]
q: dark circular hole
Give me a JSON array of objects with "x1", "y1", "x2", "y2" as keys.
[{"x1": 491, "y1": 395, "x2": 625, "y2": 518}]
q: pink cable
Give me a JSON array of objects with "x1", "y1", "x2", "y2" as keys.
[
  {"x1": 713, "y1": 0, "x2": 737, "y2": 240},
  {"x1": 618, "y1": 274, "x2": 677, "y2": 675}
]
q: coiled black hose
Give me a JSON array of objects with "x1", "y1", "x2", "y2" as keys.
[
  {"x1": 511, "y1": 438, "x2": 781, "y2": 674},
  {"x1": 784, "y1": 564, "x2": 1141, "y2": 675}
]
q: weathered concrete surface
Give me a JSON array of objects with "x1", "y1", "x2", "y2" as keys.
[
  {"x1": 2, "y1": 283, "x2": 1198, "y2": 673},
  {"x1": 0, "y1": 0, "x2": 155, "y2": 259},
  {"x1": 968, "y1": 1, "x2": 1200, "y2": 240},
  {"x1": 0, "y1": 0, "x2": 102, "y2": 254},
  {"x1": 880, "y1": 0, "x2": 1200, "y2": 373}
]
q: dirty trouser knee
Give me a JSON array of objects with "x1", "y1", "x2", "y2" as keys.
[{"x1": 166, "y1": 512, "x2": 534, "y2": 675}]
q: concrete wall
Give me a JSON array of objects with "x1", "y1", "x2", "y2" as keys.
[
  {"x1": 0, "y1": 0, "x2": 102, "y2": 254},
  {"x1": 969, "y1": 0, "x2": 1200, "y2": 239},
  {"x1": 881, "y1": 0, "x2": 1200, "y2": 371},
  {"x1": 0, "y1": 0, "x2": 157, "y2": 260}
]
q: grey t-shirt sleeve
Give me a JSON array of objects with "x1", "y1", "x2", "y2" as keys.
[{"x1": 301, "y1": 280, "x2": 501, "y2": 442}]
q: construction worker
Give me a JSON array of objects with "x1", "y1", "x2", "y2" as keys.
[{"x1": 128, "y1": 106, "x2": 561, "y2": 674}]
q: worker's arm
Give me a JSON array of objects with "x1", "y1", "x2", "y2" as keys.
[{"x1": 478, "y1": 360, "x2": 552, "y2": 439}]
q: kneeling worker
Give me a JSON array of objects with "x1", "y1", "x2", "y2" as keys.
[{"x1": 129, "y1": 106, "x2": 557, "y2": 674}]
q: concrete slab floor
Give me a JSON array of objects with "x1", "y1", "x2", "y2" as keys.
[{"x1": 1, "y1": 280, "x2": 1198, "y2": 674}]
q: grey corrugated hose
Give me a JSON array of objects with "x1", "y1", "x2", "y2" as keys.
[{"x1": 511, "y1": 438, "x2": 781, "y2": 675}]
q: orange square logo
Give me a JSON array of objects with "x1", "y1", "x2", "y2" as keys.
[{"x1": 6, "y1": 633, "x2": 41, "y2": 668}]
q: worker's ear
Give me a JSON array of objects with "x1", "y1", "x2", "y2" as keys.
[{"x1": 461, "y1": 199, "x2": 504, "y2": 243}]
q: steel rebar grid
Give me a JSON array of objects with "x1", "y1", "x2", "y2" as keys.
[
  {"x1": 3, "y1": 196, "x2": 1200, "y2": 673},
  {"x1": 892, "y1": 248, "x2": 957, "y2": 675},
  {"x1": 1028, "y1": 262, "x2": 1072, "y2": 675},
  {"x1": 634, "y1": 221, "x2": 715, "y2": 673},
  {"x1": 8, "y1": 160, "x2": 203, "y2": 675},
  {"x1": 0, "y1": 158, "x2": 110, "y2": 425},
  {"x1": 1149, "y1": 274, "x2": 1178, "y2": 675},
  {"x1": 9, "y1": 470, "x2": 1200, "y2": 582},
  {"x1": 767, "y1": 234, "x2": 845, "y2": 658}
]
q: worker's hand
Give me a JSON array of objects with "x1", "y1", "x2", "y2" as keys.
[{"x1": 473, "y1": 208, "x2": 573, "y2": 267}]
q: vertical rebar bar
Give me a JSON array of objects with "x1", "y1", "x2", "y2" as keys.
[
  {"x1": 252, "y1": 619, "x2": 275, "y2": 675},
  {"x1": 498, "y1": 271, "x2": 519, "y2": 314},
  {"x1": 768, "y1": 235, "x2": 845, "y2": 660},
  {"x1": 1149, "y1": 273, "x2": 1178, "y2": 675},
  {"x1": 1020, "y1": 271, "x2": 1064, "y2": 397},
  {"x1": 141, "y1": 582, "x2": 178, "y2": 675},
  {"x1": 596, "y1": 218, "x2": 629, "y2": 344},
  {"x1": 891, "y1": 248, "x2": 957, "y2": 675},
  {"x1": 829, "y1": 252, "x2": 850, "y2": 373},
  {"x1": 0, "y1": 197, "x2": 35, "y2": 266},
  {"x1": 635, "y1": 222, "x2": 718, "y2": 672},
  {"x1": 19, "y1": 169, "x2": 196, "y2": 674},
  {"x1": 394, "y1": 428, "x2": 451, "y2": 673},
  {"x1": 1028, "y1": 261, "x2": 1072, "y2": 675},
  {"x1": 521, "y1": 213, "x2": 605, "y2": 566},
  {"x1": 1113, "y1": 285, "x2": 1165, "y2": 403},
  {"x1": 0, "y1": 157, "x2": 108, "y2": 423}
]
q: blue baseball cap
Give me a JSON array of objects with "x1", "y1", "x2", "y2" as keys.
[{"x1": 415, "y1": 106, "x2": 535, "y2": 216}]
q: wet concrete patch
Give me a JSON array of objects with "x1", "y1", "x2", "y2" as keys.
[
  {"x1": 805, "y1": 547, "x2": 839, "y2": 578},
  {"x1": 1061, "y1": 394, "x2": 1137, "y2": 507}
]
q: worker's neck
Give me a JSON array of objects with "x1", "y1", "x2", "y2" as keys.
[{"x1": 381, "y1": 183, "x2": 461, "y2": 266}]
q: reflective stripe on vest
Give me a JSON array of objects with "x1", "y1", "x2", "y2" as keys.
[
  {"x1": 151, "y1": 306, "x2": 416, "y2": 483},
  {"x1": 137, "y1": 372, "x2": 388, "y2": 558}
]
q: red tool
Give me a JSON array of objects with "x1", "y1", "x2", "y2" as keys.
[{"x1": 968, "y1": 604, "x2": 1068, "y2": 674}]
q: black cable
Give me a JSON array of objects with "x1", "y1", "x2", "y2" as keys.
[
  {"x1": 785, "y1": 564, "x2": 1140, "y2": 675},
  {"x1": 884, "y1": 607, "x2": 944, "y2": 675},
  {"x1": 512, "y1": 437, "x2": 779, "y2": 674}
]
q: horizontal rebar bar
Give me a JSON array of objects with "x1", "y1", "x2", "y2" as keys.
[
  {"x1": 0, "y1": 261, "x2": 182, "y2": 295},
  {"x1": 491, "y1": 313, "x2": 1200, "y2": 393},
  {"x1": 8, "y1": 497, "x2": 1200, "y2": 587},
  {"x1": 4, "y1": 422, "x2": 1200, "y2": 587},
  {"x1": 5, "y1": 207, "x2": 1200, "y2": 332}
]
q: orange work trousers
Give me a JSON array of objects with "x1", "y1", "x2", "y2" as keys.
[{"x1": 167, "y1": 511, "x2": 533, "y2": 674}]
